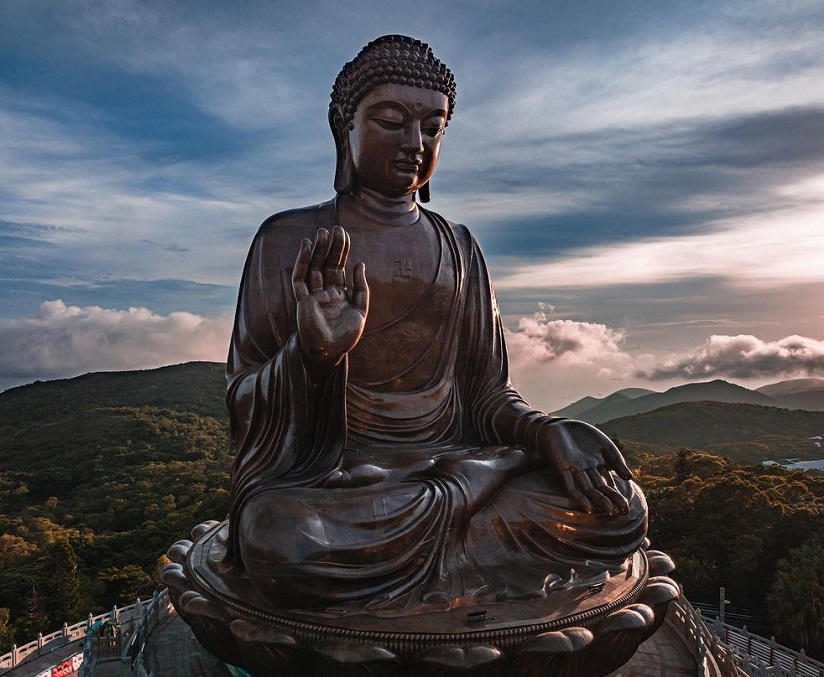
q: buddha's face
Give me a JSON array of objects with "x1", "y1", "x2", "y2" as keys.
[{"x1": 348, "y1": 83, "x2": 448, "y2": 198}]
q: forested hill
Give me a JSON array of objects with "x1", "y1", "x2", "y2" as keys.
[
  {"x1": 0, "y1": 362, "x2": 227, "y2": 435},
  {"x1": 0, "y1": 362, "x2": 232, "y2": 650},
  {"x1": 1, "y1": 365, "x2": 823, "y2": 657},
  {"x1": 599, "y1": 401, "x2": 824, "y2": 463}
]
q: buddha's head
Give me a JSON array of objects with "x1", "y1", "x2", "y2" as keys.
[{"x1": 330, "y1": 35, "x2": 456, "y2": 202}]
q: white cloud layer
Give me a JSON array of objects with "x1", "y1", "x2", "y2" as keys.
[
  {"x1": 505, "y1": 304, "x2": 632, "y2": 375},
  {"x1": 642, "y1": 334, "x2": 824, "y2": 380},
  {"x1": 495, "y1": 201, "x2": 824, "y2": 291},
  {"x1": 0, "y1": 300, "x2": 231, "y2": 382}
]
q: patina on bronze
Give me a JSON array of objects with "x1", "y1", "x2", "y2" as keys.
[{"x1": 162, "y1": 35, "x2": 677, "y2": 677}]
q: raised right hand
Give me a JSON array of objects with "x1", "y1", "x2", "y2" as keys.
[{"x1": 292, "y1": 226, "x2": 369, "y2": 381}]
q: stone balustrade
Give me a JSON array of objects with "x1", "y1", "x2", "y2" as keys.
[
  {"x1": 668, "y1": 591, "x2": 824, "y2": 677},
  {"x1": 0, "y1": 594, "x2": 165, "y2": 675}
]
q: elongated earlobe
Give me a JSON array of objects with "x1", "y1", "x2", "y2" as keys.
[
  {"x1": 329, "y1": 106, "x2": 357, "y2": 194},
  {"x1": 418, "y1": 181, "x2": 431, "y2": 203}
]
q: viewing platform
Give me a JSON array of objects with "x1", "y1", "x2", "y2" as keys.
[{"x1": 2, "y1": 589, "x2": 822, "y2": 676}]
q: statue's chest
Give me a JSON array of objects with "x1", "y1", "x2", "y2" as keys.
[
  {"x1": 345, "y1": 225, "x2": 459, "y2": 388},
  {"x1": 346, "y1": 223, "x2": 446, "y2": 330}
]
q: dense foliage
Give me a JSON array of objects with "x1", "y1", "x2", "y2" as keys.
[
  {"x1": 603, "y1": 400, "x2": 824, "y2": 463},
  {"x1": 1, "y1": 364, "x2": 823, "y2": 658},
  {"x1": 0, "y1": 363, "x2": 232, "y2": 650},
  {"x1": 637, "y1": 448, "x2": 824, "y2": 656}
]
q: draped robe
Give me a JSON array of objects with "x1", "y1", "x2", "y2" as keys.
[{"x1": 225, "y1": 199, "x2": 647, "y2": 610}]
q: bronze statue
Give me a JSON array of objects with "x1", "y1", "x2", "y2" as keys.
[
  {"x1": 163, "y1": 36, "x2": 677, "y2": 677},
  {"x1": 224, "y1": 34, "x2": 647, "y2": 610}
]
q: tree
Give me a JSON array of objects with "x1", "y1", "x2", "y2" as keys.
[
  {"x1": 674, "y1": 448, "x2": 691, "y2": 484},
  {"x1": 39, "y1": 539, "x2": 83, "y2": 625},
  {"x1": 766, "y1": 530, "x2": 824, "y2": 657},
  {"x1": 98, "y1": 565, "x2": 152, "y2": 607},
  {"x1": 15, "y1": 585, "x2": 49, "y2": 641},
  {"x1": 0, "y1": 608, "x2": 14, "y2": 654}
]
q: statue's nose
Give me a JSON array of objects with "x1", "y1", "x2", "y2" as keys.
[{"x1": 400, "y1": 123, "x2": 424, "y2": 154}]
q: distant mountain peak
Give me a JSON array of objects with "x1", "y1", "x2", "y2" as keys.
[{"x1": 555, "y1": 379, "x2": 781, "y2": 424}]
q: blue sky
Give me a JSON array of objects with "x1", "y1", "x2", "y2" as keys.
[{"x1": 2, "y1": 0, "x2": 824, "y2": 410}]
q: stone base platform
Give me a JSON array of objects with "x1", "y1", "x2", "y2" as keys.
[
  {"x1": 139, "y1": 609, "x2": 697, "y2": 677},
  {"x1": 161, "y1": 521, "x2": 679, "y2": 677}
]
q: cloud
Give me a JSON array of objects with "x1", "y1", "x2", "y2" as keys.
[
  {"x1": 494, "y1": 198, "x2": 824, "y2": 292},
  {"x1": 505, "y1": 304, "x2": 631, "y2": 374},
  {"x1": 641, "y1": 334, "x2": 824, "y2": 380},
  {"x1": 0, "y1": 300, "x2": 231, "y2": 384}
]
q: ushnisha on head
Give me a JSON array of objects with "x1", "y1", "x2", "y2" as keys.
[
  {"x1": 329, "y1": 35, "x2": 456, "y2": 201},
  {"x1": 331, "y1": 35, "x2": 456, "y2": 130}
]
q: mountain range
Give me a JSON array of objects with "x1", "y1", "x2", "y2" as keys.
[{"x1": 553, "y1": 377, "x2": 824, "y2": 424}]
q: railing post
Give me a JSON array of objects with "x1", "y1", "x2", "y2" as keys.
[
  {"x1": 769, "y1": 636, "x2": 775, "y2": 666},
  {"x1": 37, "y1": 632, "x2": 43, "y2": 654},
  {"x1": 87, "y1": 612, "x2": 93, "y2": 629},
  {"x1": 11, "y1": 644, "x2": 17, "y2": 667},
  {"x1": 63, "y1": 622, "x2": 69, "y2": 641},
  {"x1": 697, "y1": 638, "x2": 707, "y2": 677}
]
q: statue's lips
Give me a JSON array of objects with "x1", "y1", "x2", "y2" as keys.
[{"x1": 394, "y1": 160, "x2": 421, "y2": 172}]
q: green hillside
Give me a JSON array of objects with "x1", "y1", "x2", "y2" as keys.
[
  {"x1": 2, "y1": 366, "x2": 824, "y2": 658},
  {"x1": 0, "y1": 363, "x2": 233, "y2": 648},
  {"x1": 600, "y1": 401, "x2": 824, "y2": 462},
  {"x1": 0, "y1": 361, "x2": 227, "y2": 436}
]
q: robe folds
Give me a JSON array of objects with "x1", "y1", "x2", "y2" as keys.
[{"x1": 225, "y1": 198, "x2": 647, "y2": 610}]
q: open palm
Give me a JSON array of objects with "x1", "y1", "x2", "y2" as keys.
[{"x1": 292, "y1": 226, "x2": 369, "y2": 381}]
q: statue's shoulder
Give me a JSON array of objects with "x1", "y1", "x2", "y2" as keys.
[
  {"x1": 257, "y1": 199, "x2": 337, "y2": 238},
  {"x1": 422, "y1": 207, "x2": 475, "y2": 249}
]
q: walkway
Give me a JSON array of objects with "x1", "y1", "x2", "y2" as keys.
[
  {"x1": 3, "y1": 642, "x2": 83, "y2": 677},
  {"x1": 609, "y1": 620, "x2": 697, "y2": 676},
  {"x1": 144, "y1": 613, "x2": 230, "y2": 677}
]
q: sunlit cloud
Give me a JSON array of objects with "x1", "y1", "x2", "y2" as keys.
[
  {"x1": 641, "y1": 334, "x2": 824, "y2": 380},
  {"x1": 495, "y1": 202, "x2": 824, "y2": 291},
  {"x1": 505, "y1": 304, "x2": 632, "y2": 374},
  {"x1": 2, "y1": 0, "x2": 824, "y2": 404},
  {"x1": 0, "y1": 300, "x2": 231, "y2": 382}
]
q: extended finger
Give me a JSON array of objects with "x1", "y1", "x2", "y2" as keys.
[
  {"x1": 292, "y1": 238, "x2": 312, "y2": 301},
  {"x1": 351, "y1": 262, "x2": 369, "y2": 315},
  {"x1": 586, "y1": 469, "x2": 630, "y2": 515},
  {"x1": 341, "y1": 228, "x2": 351, "y2": 268},
  {"x1": 600, "y1": 466, "x2": 618, "y2": 491},
  {"x1": 309, "y1": 229, "x2": 329, "y2": 292},
  {"x1": 602, "y1": 445, "x2": 633, "y2": 480},
  {"x1": 561, "y1": 470, "x2": 593, "y2": 513},
  {"x1": 574, "y1": 471, "x2": 614, "y2": 514},
  {"x1": 324, "y1": 226, "x2": 346, "y2": 288}
]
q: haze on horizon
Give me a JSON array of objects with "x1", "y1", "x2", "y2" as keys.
[{"x1": 2, "y1": 0, "x2": 824, "y2": 412}]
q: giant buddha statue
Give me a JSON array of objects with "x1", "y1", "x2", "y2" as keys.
[{"x1": 163, "y1": 35, "x2": 677, "y2": 677}]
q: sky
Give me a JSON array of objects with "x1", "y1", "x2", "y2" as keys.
[{"x1": 2, "y1": 0, "x2": 824, "y2": 412}]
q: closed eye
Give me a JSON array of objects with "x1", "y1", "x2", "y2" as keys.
[{"x1": 371, "y1": 117, "x2": 404, "y2": 130}]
